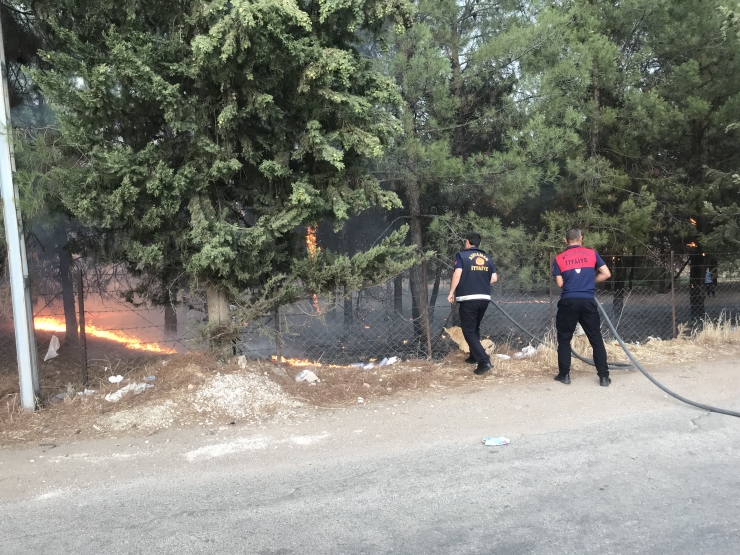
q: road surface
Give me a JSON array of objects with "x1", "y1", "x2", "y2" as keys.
[{"x1": 1, "y1": 357, "x2": 740, "y2": 554}]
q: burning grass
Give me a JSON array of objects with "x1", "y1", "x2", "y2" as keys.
[
  {"x1": 4, "y1": 314, "x2": 740, "y2": 446},
  {"x1": 34, "y1": 316, "x2": 175, "y2": 354}
]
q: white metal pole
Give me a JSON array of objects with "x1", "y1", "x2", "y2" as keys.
[{"x1": 0, "y1": 10, "x2": 40, "y2": 410}]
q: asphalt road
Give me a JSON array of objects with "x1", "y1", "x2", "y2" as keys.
[{"x1": 1, "y1": 356, "x2": 740, "y2": 554}]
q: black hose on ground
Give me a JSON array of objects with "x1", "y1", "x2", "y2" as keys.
[
  {"x1": 595, "y1": 302, "x2": 740, "y2": 418},
  {"x1": 483, "y1": 298, "x2": 740, "y2": 418},
  {"x1": 488, "y1": 300, "x2": 633, "y2": 370}
]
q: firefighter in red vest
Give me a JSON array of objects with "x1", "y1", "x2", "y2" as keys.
[{"x1": 552, "y1": 228, "x2": 612, "y2": 387}]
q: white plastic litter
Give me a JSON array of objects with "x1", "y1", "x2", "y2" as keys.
[
  {"x1": 521, "y1": 345, "x2": 537, "y2": 356},
  {"x1": 108, "y1": 375, "x2": 124, "y2": 384},
  {"x1": 294, "y1": 370, "x2": 320, "y2": 384},
  {"x1": 44, "y1": 335, "x2": 60, "y2": 361},
  {"x1": 495, "y1": 354, "x2": 511, "y2": 360},
  {"x1": 104, "y1": 382, "x2": 153, "y2": 402},
  {"x1": 482, "y1": 437, "x2": 510, "y2": 446},
  {"x1": 236, "y1": 355, "x2": 248, "y2": 369},
  {"x1": 363, "y1": 363, "x2": 375, "y2": 370},
  {"x1": 76, "y1": 389, "x2": 97, "y2": 396}
]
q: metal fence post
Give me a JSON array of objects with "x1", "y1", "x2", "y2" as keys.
[
  {"x1": 274, "y1": 307, "x2": 282, "y2": 368},
  {"x1": 671, "y1": 250, "x2": 677, "y2": 339},
  {"x1": 77, "y1": 267, "x2": 88, "y2": 385},
  {"x1": 549, "y1": 252, "x2": 554, "y2": 332},
  {"x1": 0, "y1": 10, "x2": 39, "y2": 410}
]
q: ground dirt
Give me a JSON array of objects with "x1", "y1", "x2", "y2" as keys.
[{"x1": 1, "y1": 330, "x2": 738, "y2": 447}]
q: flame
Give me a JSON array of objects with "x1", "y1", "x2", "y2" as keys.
[
  {"x1": 271, "y1": 355, "x2": 345, "y2": 368},
  {"x1": 689, "y1": 218, "x2": 697, "y2": 226},
  {"x1": 687, "y1": 242, "x2": 698, "y2": 248},
  {"x1": 34, "y1": 317, "x2": 175, "y2": 354},
  {"x1": 306, "y1": 225, "x2": 321, "y2": 314},
  {"x1": 306, "y1": 225, "x2": 320, "y2": 258}
]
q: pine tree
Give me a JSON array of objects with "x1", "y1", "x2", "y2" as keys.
[{"x1": 28, "y1": 0, "x2": 419, "y2": 338}]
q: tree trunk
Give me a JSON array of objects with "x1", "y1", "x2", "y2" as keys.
[
  {"x1": 207, "y1": 286, "x2": 230, "y2": 324},
  {"x1": 58, "y1": 248, "x2": 78, "y2": 345},
  {"x1": 407, "y1": 182, "x2": 432, "y2": 358},
  {"x1": 428, "y1": 262, "x2": 443, "y2": 324},
  {"x1": 628, "y1": 248, "x2": 637, "y2": 289},
  {"x1": 164, "y1": 288, "x2": 177, "y2": 333},
  {"x1": 344, "y1": 287, "x2": 353, "y2": 326},
  {"x1": 393, "y1": 274, "x2": 403, "y2": 315},
  {"x1": 206, "y1": 285, "x2": 230, "y2": 351}
]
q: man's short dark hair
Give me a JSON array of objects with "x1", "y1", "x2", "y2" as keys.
[
  {"x1": 565, "y1": 228, "x2": 582, "y2": 243},
  {"x1": 466, "y1": 232, "x2": 482, "y2": 247}
]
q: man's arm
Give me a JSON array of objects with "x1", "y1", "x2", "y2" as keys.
[
  {"x1": 555, "y1": 276, "x2": 564, "y2": 288},
  {"x1": 447, "y1": 268, "x2": 463, "y2": 303},
  {"x1": 490, "y1": 272, "x2": 498, "y2": 284},
  {"x1": 595, "y1": 264, "x2": 611, "y2": 284}
]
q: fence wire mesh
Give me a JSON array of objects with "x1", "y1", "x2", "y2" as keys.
[
  {"x1": 238, "y1": 254, "x2": 740, "y2": 365},
  {"x1": 2, "y1": 253, "x2": 740, "y2": 378}
]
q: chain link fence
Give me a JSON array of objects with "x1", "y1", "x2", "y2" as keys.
[
  {"x1": 2, "y1": 253, "x2": 740, "y2": 379},
  {"x1": 238, "y1": 253, "x2": 740, "y2": 365},
  {"x1": 0, "y1": 264, "x2": 198, "y2": 386}
]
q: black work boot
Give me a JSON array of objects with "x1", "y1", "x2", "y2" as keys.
[
  {"x1": 464, "y1": 355, "x2": 477, "y2": 364},
  {"x1": 554, "y1": 373, "x2": 571, "y2": 385},
  {"x1": 599, "y1": 376, "x2": 611, "y2": 387},
  {"x1": 474, "y1": 361, "x2": 493, "y2": 375}
]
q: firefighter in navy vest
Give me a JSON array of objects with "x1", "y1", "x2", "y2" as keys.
[
  {"x1": 447, "y1": 232, "x2": 498, "y2": 375},
  {"x1": 552, "y1": 228, "x2": 612, "y2": 386}
]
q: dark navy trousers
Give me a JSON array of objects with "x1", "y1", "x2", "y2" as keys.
[
  {"x1": 555, "y1": 297, "x2": 609, "y2": 377},
  {"x1": 459, "y1": 300, "x2": 490, "y2": 363}
]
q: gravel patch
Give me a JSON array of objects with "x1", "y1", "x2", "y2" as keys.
[
  {"x1": 98, "y1": 400, "x2": 178, "y2": 432},
  {"x1": 192, "y1": 373, "x2": 301, "y2": 419}
]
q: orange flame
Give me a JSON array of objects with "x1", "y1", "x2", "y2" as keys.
[
  {"x1": 687, "y1": 242, "x2": 698, "y2": 248},
  {"x1": 306, "y1": 225, "x2": 320, "y2": 258},
  {"x1": 271, "y1": 355, "x2": 346, "y2": 368},
  {"x1": 689, "y1": 218, "x2": 697, "y2": 226},
  {"x1": 307, "y1": 225, "x2": 321, "y2": 314},
  {"x1": 34, "y1": 317, "x2": 175, "y2": 354}
]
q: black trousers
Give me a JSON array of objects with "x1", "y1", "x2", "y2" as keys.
[
  {"x1": 459, "y1": 300, "x2": 490, "y2": 363},
  {"x1": 555, "y1": 297, "x2": 609, "y2": 377}
]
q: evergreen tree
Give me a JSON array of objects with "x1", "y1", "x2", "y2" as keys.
[{"x1": 28, "y1": 0, "x2": 419, "y2": 337}]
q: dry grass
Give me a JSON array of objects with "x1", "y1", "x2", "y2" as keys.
[
  {"x1": 692, "y1": 311, "x2": 740, "y2": 346},
  {"x1": 0, "y1": 284, "x2": 11, "y2": 320},
  {"x1": 3, "y1": 317, "x2": 740, "y2": 446},
  {"x1": 0, "y1": 352, "x2": 225, "y2": 445}
]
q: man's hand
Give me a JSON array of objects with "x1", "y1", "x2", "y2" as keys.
[{"x1": 447, "y1": 291, "x2": 455, "y2": 304}]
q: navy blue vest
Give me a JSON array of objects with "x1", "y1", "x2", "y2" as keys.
[{"x1": 454, "y1": 249, "x2": 496, "y2": 301}]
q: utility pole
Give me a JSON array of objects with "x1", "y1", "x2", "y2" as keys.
[{"x1": 0, "y1": 10, "x2": 40, "y2": 410}]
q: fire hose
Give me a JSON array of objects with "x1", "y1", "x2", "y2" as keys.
[{"x1": 488, "y1": 299, "x2": 740, "y2": 419}]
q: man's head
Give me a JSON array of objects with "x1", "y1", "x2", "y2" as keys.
[
  {"x1": 465, "y1": 232, "x2": 482, "y2": 249},
  {"x1": 565, "y1": 228, "x2": 583, "y2": 245}
]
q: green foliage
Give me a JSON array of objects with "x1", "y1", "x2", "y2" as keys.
[
  {"x1": 28, "y1": 0, "x2": 417, "y2": 314},
  {"x1": 428, "y1": 213, "x2": 551, "y2": 292},
  {"x1": 518, "y1": 0, "x2": 740, "y2": 256}
]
